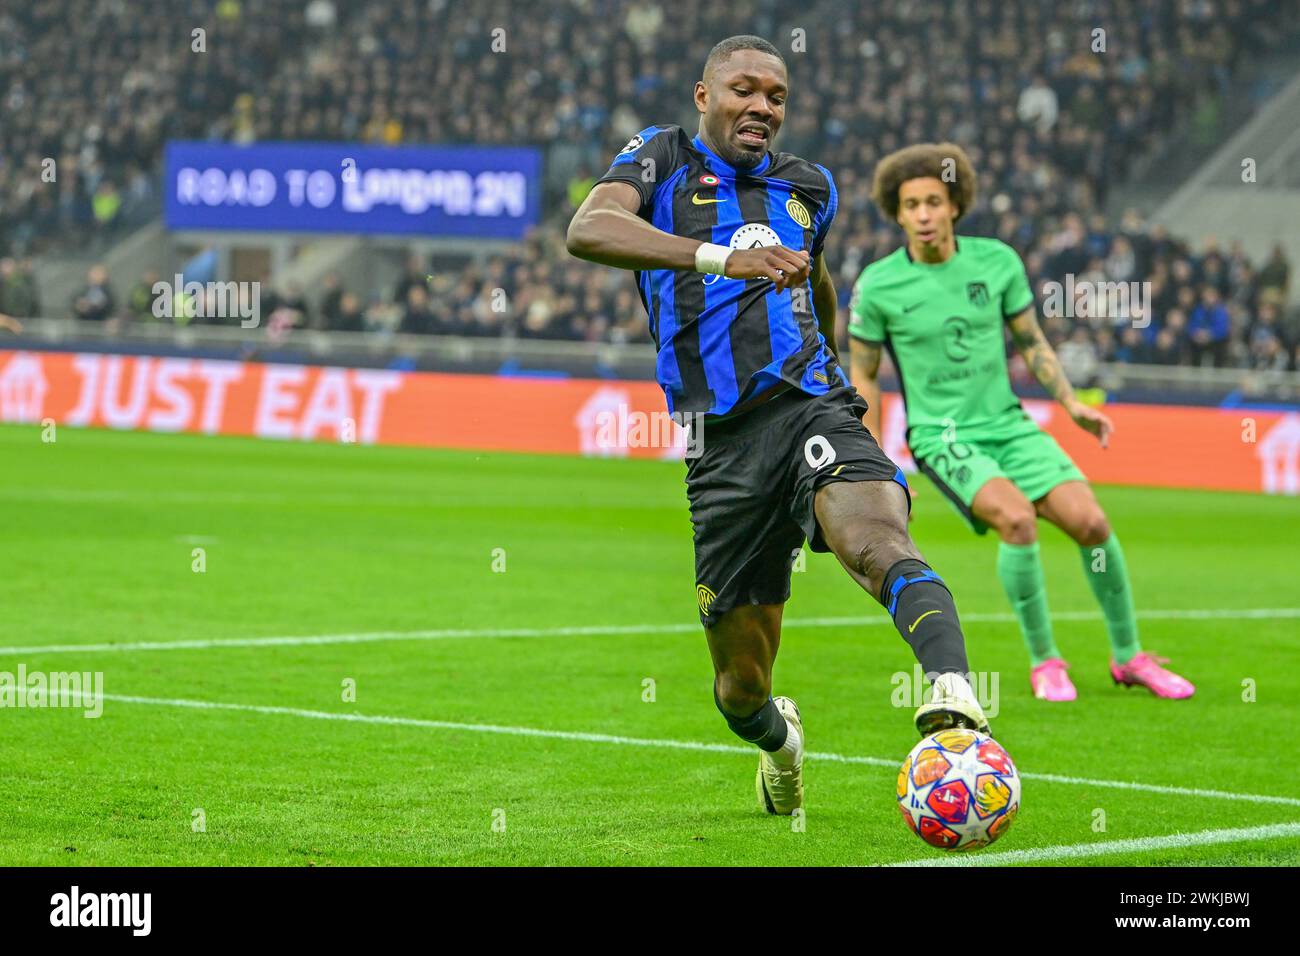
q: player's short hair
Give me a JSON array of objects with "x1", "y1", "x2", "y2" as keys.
[
  {"x1": 872, "y1": 143, "x2": 977, "y2": 222},
  {"x1": 703, "y1": 35, "x2": 786, "y2": 83}
]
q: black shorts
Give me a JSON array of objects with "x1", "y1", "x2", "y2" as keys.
[{"x1": 684, "y1": 385, "x2": 909, "y2": 626}]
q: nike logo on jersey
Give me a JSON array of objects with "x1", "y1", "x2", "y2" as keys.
[
  {"x1": 903, "y1": 301, "x2": 924, "y2": 313},
  {"x1": 692, "y1": 194, "x2": 724, "y2": 205},
  {"x1": 908, "y1": 609, "x2": 942, "y2": 633}
]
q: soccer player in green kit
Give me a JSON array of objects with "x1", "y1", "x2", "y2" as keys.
[{"x1": 848, "y1": 143, "x2": 1195, "y2": 701}]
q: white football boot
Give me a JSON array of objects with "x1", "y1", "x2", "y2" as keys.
[
  {"x1": 913, "y1": 672, "x2": 991, "y2": 736},
  {"x1": 755, "y1": 696, "x2": 804, "y2": 815}
]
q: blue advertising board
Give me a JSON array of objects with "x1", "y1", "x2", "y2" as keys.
[{"x1": 164, "y1": 142, "x2": 540, "y2": 239}]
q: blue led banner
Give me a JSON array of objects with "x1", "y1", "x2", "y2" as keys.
[{"x1": 164, "y1": 142, "x2": 540, "y2": 238}]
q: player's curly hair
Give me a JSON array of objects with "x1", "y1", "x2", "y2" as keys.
[{"x1": 871, "y1": 143, "x2": 977, "y2": 223}]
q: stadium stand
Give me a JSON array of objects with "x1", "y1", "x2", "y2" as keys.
[{"x1": 1, "y1": 0, "x2": 1298, "y2": 373}]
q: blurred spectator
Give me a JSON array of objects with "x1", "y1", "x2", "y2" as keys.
[
  {"x1": 304, "y1": 0, "x2": 336, "y2": 30},
  {"x1": 266, "y1": 282, "x2": 309, "y2": 330},
  {"x1": 624, "y1": 1, "x2": 664, "y2": 52},
  {"x1": 364, "y1": 298, "x2": 401, "y2": 334},
  {"x1": 266, "y1": 302, "x2": 303, "y2": 339},
  {"x1": 91, "y1": 182, "x2": 122, "y2": 235},
  {"x1": 567, "y1": 169, "x2": 597, "y2": 212},
  {"x1": 72, "y1": 265, "x2": 114, "y2": 322},
  {"x1": 1068, "y1": 85, "x2": 1105, "y2": 132},
  {"x1": 1113, "y1": 326, "x2": 1148, "y2": 364},
  {"x1": 1250, "y1": 301, "x2": 1293, "y2": 371},
  {"x1": 399, "y1": 286, "x2": 436, "y2": 335},
  {"x1": 1188, "y1": 285, "x2": 1230, "y2": 367},
  {"x1": 282, "y1": 282, "x2": 309, "y2": 316},
  {"x1": 334, "y1": 292, "x2": 365, "y2": 333},
  {"x1": 1058, "y1": 327, "x2": 1101, "y2": 385},
  {"x1": 1104, "y1": 237, "x2": 1137, "y2": 284},
  {"x1": 0, "y1": 258, "x2": 41, "y2": 318},
  {"x1": 393, "y1": 254, "x2": 427, "y2": 305},
  {"x1": 125, "y1": 270, "x2": 163, "y2": 322},
  {"x1": 1257, "y1": 244, "x2": 1291, "y2": 304},
  {"x1": 1150, "y1": 331, "x2": 1185, "y2": 366},
  {"x1": 1016, "y1": 75, "x2": 1058, "y2": 133},
  {"x1": 1250, "y1": 324, "x2": 1290, "y2": 371},
  {"x1": 317, "y1": 272, "x2": 343, "y2": 330}
]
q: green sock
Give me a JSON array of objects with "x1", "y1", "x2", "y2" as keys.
[
  {"x1": 996, "y1": 541, "x2": 1059, "y2": 666},
  {"x1": 1080, "y1": 533, "x2": 1141, "y2": 664}
]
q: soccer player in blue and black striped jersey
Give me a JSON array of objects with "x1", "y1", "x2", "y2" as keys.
[{"x1": 568, "y1": 36, "x2": 989, "y2": 817}]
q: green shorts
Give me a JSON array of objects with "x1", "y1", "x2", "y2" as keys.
[{"x1": 909, "y1": 424, "x2": 1086, "y2": 535}]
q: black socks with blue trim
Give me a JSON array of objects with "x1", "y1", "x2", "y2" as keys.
[
  {"x1": 880, "y1": 558, "x2": 969, "y2": 678},
  {"x1": 714, "y1": 684, "x2": 789, "y2": 753}
]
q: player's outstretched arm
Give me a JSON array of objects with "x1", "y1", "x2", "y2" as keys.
[
  {"x1": 1006, "y1": 306, "x2": 1114, "y2": 447},
  {"x1": 566, "y1": 182, "x2": 811, "y2": 292},
  {"x1": 849, "y1": 337, "x2": 883, "y2": 443}
]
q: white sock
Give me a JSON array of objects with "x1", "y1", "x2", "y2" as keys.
[{"x1": 768, "y1": 718, "x2": 803, "y2": 767}]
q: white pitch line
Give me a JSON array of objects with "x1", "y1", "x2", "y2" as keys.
[
  {"x1": 2, "y1": 607, "x2": 1297, "y2": 657},
  {"x1": 96, "y1": 692, "x2": 754, "y2": 754},
  {"x1": 57, "y1": 691, "x2": 1297, "y2": 809},
  {"x1": 818, "y1": 756, "x2": 1300, "y2": 808},
  {"x1": 890, "y1": 822, "x2": 1300, "y2": 866}
]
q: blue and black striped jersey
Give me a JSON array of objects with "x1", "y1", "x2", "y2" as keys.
[{"x1": 595, "y1": 124, "x2": 845, "y2": 417}]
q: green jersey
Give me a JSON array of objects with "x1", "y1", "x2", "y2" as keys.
[{"x1": 848, "y1": 236, "x2": 1035, "y2": 442}]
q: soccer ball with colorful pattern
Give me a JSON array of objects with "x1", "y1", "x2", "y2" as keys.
[{"x1": 897, "y1": 729, "x2": 1021, "y2": 851}]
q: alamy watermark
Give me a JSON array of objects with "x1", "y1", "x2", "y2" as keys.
[
  {"x1": 1041, "y1": 275, "x2": 1151, "y2": 328},
  {"x1": 890, "y1": 665, "x2": 1000, "y2": 719},
  {"x1": 0, "y1": 665, "x2": 103, "y2": 717},
  {"x1": 50, "y1": 886, "x2": 150, "y2": 936},
  {"x1": 151, "y1": 275, "x2": 261, "y2": 328},
  {"x1": 593, "y1": 404, "x2": 706, "y2": 458}
]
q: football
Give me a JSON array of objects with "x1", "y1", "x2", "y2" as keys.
[{"x1": 897, "y1": 729, "x2": 1021, "y2": 851}]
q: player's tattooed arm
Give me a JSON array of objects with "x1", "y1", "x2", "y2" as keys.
[
  {"x1": 1007, "y1": 307, "x2": 1115, "y2": 447},
  {"x1": 1007, "y1": 307, "x2": 1075, "y2": 405},
  {"x1": 810, "y1": 254, "x2": 838, "y2": 358},
  {"x1": 849, "y1": 337, "x2": 883, "y2": 443}
]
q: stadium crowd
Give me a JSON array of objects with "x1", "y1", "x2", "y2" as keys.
[
  {"x1": 0, "y1": 0, "x2": 318, "y2": 254},
  {"x1": 54, "y1": 210, "x2": 1294, "y2": 377},
  {"x1": 1, "y1": 0, "x2": 1298, "y2": 375}
]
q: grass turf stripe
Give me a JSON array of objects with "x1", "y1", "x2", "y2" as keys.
[
  {"x1": 1, "y1": 607, "x2": 1297, "y2": 657},
  {"x1": 33, "y1": 690, "x2": 1297, "y2": 809}
]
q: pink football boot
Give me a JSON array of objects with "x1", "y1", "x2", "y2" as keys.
[
  {"x1": 1030, "y1": 658, "x2": 1077, "y2": 701},
  {"x1": 1110, "y1": 652, "x2": 1195, "y2": 699}
]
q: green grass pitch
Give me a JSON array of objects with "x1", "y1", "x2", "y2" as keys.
[{"x1": 1, "y1": 421, "x2": 1297, "y2": 866}]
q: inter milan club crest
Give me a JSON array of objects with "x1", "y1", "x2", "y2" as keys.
[
  {"x1": 967, "y1": 281, "x2": 989, "y2": 307},
  {"x1": 696, "y1": 583, "x2": 716, "y2": 616}
]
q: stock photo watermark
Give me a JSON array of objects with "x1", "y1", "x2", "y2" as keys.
[
  {"x1": 50, "y1": 886, "x2": 150, "y2": 936},
  {"x1": 1041, "y1": 275, "x2": 1152, "y2": 328},
  {"x1": 890, "y1": 665, "x2": 1000, "y2": 719},
  {"x1": 0, "y1": 665, "x2": 104, "y2": 718},
  {"x1": 151, "y1": 275, "x2": 261, "y2": 328},
  {"x1": 591, "y1": 404, "x2": 706, "y2": 458}
]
